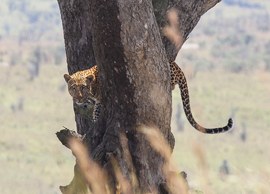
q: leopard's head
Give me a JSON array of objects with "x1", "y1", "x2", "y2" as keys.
[{"x1": 64, "y1": 73, "x2": 94, "y2": 103}]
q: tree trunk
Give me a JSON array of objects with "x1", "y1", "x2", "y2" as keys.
[
  {"x1": 57, "y1": 0, "x2": 221, "y2": 193},
  {"x1": 89, "y1": 0, "x2": 171, "y2": 193}
]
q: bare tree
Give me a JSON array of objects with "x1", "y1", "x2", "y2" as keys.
[{"x1": 56, "y1": 0, "x2": 221, "y2": 193}]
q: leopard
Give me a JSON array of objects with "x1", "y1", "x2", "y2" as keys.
[
  {"x1": 64, "y1": 66, "x2": 101, "y2": 122},
  {"x1": 64, "y1": 62, "x2": 233, "y2": 133}
]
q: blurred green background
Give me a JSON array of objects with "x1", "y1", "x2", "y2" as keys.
[{"x1": 0, "y1": 0, "x2": 269, "y2": 193}]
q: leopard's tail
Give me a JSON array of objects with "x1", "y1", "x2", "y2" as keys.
[{"x1": 177, "y1": 69, "x2": 233, "y2": 134}]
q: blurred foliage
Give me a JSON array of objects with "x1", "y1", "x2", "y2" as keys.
[
  {"x1": 0, "y1": 0, "x2": 62, "y2": 39},
  {"x1": 179, "y1": 0, "x2": 270, "y2": 73},
  {"x1": 0, "y1": 0, "x2": 65, "y2": 74}
]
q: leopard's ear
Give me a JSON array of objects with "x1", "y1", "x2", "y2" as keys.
[
  {"x1": 64, "y1": 74, "x2": 71, "y2": 83},
  {"x1": 86, "y1": 75, "x2": 94, "y2": 83}
]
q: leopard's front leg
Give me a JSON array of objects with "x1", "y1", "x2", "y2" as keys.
[
  {"x1": 93, "y1": 100, "x2": 102, "y2": 122},
  {"x1": 87, "y1": 96, "x2": 102, "y2": 123}
]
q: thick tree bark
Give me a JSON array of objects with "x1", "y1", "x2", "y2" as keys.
[
  {"x1": 57, "y1": 0, "x2": 221, "y2": 193},
  {"x1": 89, "y1": 0, "x2": 171, "y2": 193}
]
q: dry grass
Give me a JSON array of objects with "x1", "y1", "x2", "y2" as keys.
[{"x1": 61, "y1": 127, "x2": 189, "y2": 194}]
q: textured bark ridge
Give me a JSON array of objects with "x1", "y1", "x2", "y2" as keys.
[
  {"x1": 57, "y1": 0, "x2": 221, "y2": 193},
  {"x1": 89, "y1": 0, "x2": 171, "y2": 192}
]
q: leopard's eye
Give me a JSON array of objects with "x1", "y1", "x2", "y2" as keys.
[
  {"x1": 86, "y1": 75, "x2": 94, "y2": 84},
  {"x1": 82, "y1": 85, "x2": 89, "y2": 92},
  {"x1": 69, "y1": 86, "x2": 76, "y2": 94}
]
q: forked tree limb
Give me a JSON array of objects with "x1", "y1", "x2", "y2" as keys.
[
  {"x1": 57, "y1": 0, "x2": 222, "y2": 72},
  {"x1": 153, "y1": 0, "x2": 221, "y2": 61}
]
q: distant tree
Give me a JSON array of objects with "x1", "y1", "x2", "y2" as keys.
[
  {"x1": 53, "y1": 47, "x2": 65, "y2": 65},
  {"x1": 219, "y1": 159, "x2": 230, "y2": 180},
  {"x1": 10, "y1": 97, "x2": 24, "y2": 112},
  {"x1": 240, "y1": 123, "x2": 247, "y2": 142},
  {"x1": 56, "y1": 0, "x2": 222, "y2": 193},
  {"x1": 28, "y1": 47, "x2": 41, "y2": 80},
  {"x1": 175, "y1": 104, "x2": 184, "y2": 132}
]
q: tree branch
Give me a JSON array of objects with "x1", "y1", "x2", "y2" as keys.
[{"x1": 153, "y1": 0, "x2": 221, "y2": 61}]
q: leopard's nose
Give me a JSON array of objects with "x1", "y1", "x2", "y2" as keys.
[
  {"x1": 77, "y1": 93, "x2": 84, "y2": 100},
  {"x1": 74, "y1": 97, "x2": 83, "y2": 103}
]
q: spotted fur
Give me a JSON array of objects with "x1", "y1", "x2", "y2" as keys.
[
  {"x1": 170, "y1": 61, "x2": 233, "y2": 134},
  {"x1": 64, "y1": 62, "x2": 233, "y2": 133},
  {"x1": 64, "y1": 66, "x2": 101, "y2": 122}
]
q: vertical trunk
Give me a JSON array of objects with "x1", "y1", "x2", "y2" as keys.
[
  {"x1": 90, "y1": 0, "x2": 171, "y2": 192},
  {"x1": 57, "y1": 0, "x2": 100, "y2": 151},
  {"x1": 57, "y1": 0, "x2": 222, "y2": 193}
]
